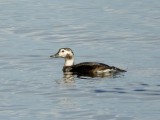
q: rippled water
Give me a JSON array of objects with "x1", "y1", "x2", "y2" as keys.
[{"x1": 0, "y1": 0, "x2": 160, "y2": 120}]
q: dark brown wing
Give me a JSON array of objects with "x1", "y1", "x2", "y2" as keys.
[{"x1": 72, "y1": 62, "x2": 112, "y2": 73}]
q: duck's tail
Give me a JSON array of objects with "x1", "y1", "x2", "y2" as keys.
[{"x1": 111, "y1": 66, "x2": 127, "y2": 72}]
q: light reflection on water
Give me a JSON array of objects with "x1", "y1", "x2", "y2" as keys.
[{"x1": 0, "y1": 0, "x2": 160, "y2": 120}]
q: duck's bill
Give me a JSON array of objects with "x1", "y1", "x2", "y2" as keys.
[{"x1": 50, "y1": 53, "x2": 59, "y2": 58}]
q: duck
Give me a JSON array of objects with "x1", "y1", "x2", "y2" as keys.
[{"x1": 50, "y1": 48, "x2": 126, "y2": 77}]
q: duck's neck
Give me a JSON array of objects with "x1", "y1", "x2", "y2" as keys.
[{"x1": 64, "y1": 54, "x2": 74, "y2": 67}]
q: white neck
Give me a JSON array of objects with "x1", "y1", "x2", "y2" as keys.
[{"x1": 65, "y1": 58, "x2": 74, "y2": 66}]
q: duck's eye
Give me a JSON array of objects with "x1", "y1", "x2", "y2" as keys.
[{"x1": 61, "y1": 50, "x2": 64, "y2": 52}]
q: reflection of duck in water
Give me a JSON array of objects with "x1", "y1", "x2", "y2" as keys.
[{"x1": 50, "y1": 48, "x2": 126, "y2": 77}]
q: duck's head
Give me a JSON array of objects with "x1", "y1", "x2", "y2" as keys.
[{"x1": 50, "y1": 48, "x2": 74, "y2": 59}]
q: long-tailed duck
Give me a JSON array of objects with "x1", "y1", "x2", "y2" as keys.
[{"x1": 50, "y1": 48, "x2": 126, "y2": 77}]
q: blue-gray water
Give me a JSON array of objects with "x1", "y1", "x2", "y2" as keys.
[{"x1": 0, "y1": 0, "x2": 160, "y2": 120}]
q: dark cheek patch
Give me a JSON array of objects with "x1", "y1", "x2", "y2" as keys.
[{"x1": 66, "y1": 54, "x2": 73, "y2": 60}]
